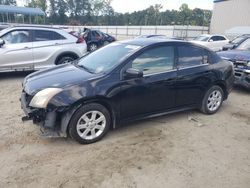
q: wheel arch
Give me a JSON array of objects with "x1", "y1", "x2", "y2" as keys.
[
  {"x1": 213, "y1": 80, "x2": 228, "y2": 100},
  {"x1": 55, "y1": 51, "x2": 79, "y2": 65},
  {"x1": 60, "y1": 97, "x2": 117, "y2": 137}
]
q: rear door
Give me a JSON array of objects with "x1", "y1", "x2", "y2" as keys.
[
  {"x1": 175, "y1": 44, "x2": 212, "y2": 107},
  {"x1": 32, "y1": 29, "x2": 66, "y2": 69},
  {"x1": 0, "y1": 29, "x2": 33, "y2": 71}
]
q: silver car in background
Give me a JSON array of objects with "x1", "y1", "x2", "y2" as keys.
[{"x1": 0, "y1": 26, "x2": 87, "y2": 72}]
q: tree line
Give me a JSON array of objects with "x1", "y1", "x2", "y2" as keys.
[{"x1": 0, "y1": 0, "x2": 212, "y2": 26}]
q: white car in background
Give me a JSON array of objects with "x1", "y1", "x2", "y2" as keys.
[
  {"x1": 191, "y1": 34, "x2": 229, "y2": 51},
  {"x1": 0, "y1": 26, "x2": 87, "y2": 72}
]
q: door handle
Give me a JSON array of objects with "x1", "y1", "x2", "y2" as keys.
[{"x1": 23, "y1": 46, "x2": 30, "y2": 49}]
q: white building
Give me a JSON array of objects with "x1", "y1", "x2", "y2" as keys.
[{"x1": 210, "y1": 0, "x2": 250, "y2": 34}]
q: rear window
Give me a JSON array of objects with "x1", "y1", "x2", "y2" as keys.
[
  {"x1": 32, "y1": 30, "x2": 65, "y2": 42},
  {"x1": 178, "y1": 46, "x2": 209, "y2": 68}
]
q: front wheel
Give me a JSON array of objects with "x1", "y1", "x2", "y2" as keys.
[
  {"x1": 200, "y1": 85, "x2": 224, "y2": 114},
  {"x1": 68, "y1": 103, "x2": 111, "y2": 144}
]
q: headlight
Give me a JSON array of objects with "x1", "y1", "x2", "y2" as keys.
[
  {"x1": 247, "y1": 61, "x2": 250, "y2": 67},
  {"x1": 29, "y1": 88, "x2": 63, "y2": 108}
]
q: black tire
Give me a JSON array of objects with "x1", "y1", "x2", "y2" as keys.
[
  {"x1": 103, "y1": 41, "x2": 109, "y2": 46},
  {"x1": 68, "y1": 103, "x2": 111, "y2": 144},
  {"x1": 88, "y1": 43, "x2": 98, "y2": 52},
  {"x1": 56, "y1": 56, "x2": 75, "y2": 65},
  {"x1": 200, "y1": 85, "x2": 224, "y2": 114}
]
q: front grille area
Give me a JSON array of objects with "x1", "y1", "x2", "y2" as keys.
[{"x1": 233, "y1": 60, "x2": 248, "y2": 69}]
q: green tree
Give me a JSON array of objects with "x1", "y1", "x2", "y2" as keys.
[{"x1": 0, "y1": 0, "x2": 16, "y2": 5}]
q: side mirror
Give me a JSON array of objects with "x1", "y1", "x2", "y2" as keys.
[
  {"x1": 124, "y1": 68, "x2": 143, "y2": 79},
  {"x1": 208, "y1": 39, "x2": 213, "y2": 42},
  {"x1": 0, "y1": 38, "x2": 5, "y2": 47}
]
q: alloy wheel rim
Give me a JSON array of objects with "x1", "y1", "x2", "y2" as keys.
[
  {"x1": 62, "y1": 58, "x2": 73, "y2": 64},
  {"x1": 90, "y1": 44, "x2": 97, "y2": 51},
  {"x1": 76, "y1": 110, "x2": 106, "y2": 140},
  {"x1": 207, "y1": 90, "x2": 222, "y2": 112}
]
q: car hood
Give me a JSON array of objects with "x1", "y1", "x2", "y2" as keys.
[
  {"x1": 217, "y1": 50, "x2": 250, "y2": 61},
  {"x1": 23, "y1": 63, "x2": 98, "y2": 95}
]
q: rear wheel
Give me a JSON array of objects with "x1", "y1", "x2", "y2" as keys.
[
  {"x1": 200, "y1": 85, "x2": 224, "y2": 114},
  {"x1": 56, "y1": 56, "x2": 75, "y2": 65},
  {"x1": 103, "y1": 41, "x2": 109, "y2": 46},
  {"x1": 68, "y1": 103, "x2": 111, "y2": 144},
  {"x1": 88, "y1": 43, "x2": 98, "y2": 52}
]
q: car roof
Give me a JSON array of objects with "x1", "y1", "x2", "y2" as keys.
[
  {"x1": 4, "y1": 25, "x2": 62, "y2": 30},
  {"x1": 119, "y1": 38, "x2": 186, "y2": 46},
  {"x1": 199, "y1": 34, "x2": 226, "y2": 37}
]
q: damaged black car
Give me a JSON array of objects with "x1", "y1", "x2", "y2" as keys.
[{"x1": 21, "y1": 39, "x2": 234, "y2": 144}]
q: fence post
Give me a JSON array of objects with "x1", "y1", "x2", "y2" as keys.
[
  {"x1": 185, "y1": 25, "x2": 188, "y2": 40},
  {"x1": 116, "y1": 26, "x2": 118, "y2": 38},
  {"x1": 126, "y1": 26, "x2": 129, "y2": 38}
]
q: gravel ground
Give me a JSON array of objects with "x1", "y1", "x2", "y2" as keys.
[{"x1": 0, "y1": 72, "x2": 249, "y2": 188}]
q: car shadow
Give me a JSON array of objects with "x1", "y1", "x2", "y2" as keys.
[
  {"x1": 233, "y1": 85, "x2": 250, "y2": 94},
  {"x1": 0, "y1": 71, "x2": 34, "y2": 80}
]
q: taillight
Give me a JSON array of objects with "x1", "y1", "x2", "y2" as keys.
[{"x1": 76, "y1": 37, "x2": 85, "y2": 43}]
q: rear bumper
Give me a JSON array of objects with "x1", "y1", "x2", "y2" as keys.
[{"x1": 234, "y1": 69, "x2": 250, "y2": 89}]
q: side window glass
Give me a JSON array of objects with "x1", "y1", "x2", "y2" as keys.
[
  {"x1": 210, "y1": 36, "x2": 217, "y2": 41},
  {"x1": 211, "y1": 36, "x2": 225, "y2": 41},
  {"x1": 178, "y1": 46, "x2": 207, "y2": 68},
  {"x1": 54, "y1": 32, "x2": 65, "y2": 40},
  {"x1": 33, "y1": 30, "x2": 64, "y2": 42},
  {"x1": 131, "y1": 46, "x2": 175, "y2": 75},
  {"x1": 2, "y1": 30, "x2": 31, "y2": 44}
]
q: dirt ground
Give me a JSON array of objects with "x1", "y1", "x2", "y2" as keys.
[{"x1": 0, "y1": 72, "x2": 249, "y2": 188}]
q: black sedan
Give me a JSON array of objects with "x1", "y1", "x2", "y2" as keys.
[{"x1": 21, "y1": 39, "x2": 234, "y2": 144}]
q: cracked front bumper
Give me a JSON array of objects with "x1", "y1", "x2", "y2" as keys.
[{"x1": 20, "y1": 91, "x2": 65, "y2": 137}]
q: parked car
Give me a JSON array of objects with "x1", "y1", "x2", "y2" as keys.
[
  {"x1": 102, "y1": 33, "x2": 116, "y2": 45},
  {"x1": 217, "y1": 37, "x2": 250, "y2": 89},
  {"x1": 21, "y1": 39, "x2": 234, "y2": 144},
  {"x1": 0, "y1": 26, "x2": 87, "y2": 72},
  {"x1": 137, "y1": 35, "x2": 184, "y2": 40},
  {"x1": 222, "y1": 34, "x2": 250, "y2": 51},
  {"x1": 82, "y1": 28, "x2": 116, "y2": 52},
  {"x1": 191, "y1": 34, "x2": 229, "y2": 51}
]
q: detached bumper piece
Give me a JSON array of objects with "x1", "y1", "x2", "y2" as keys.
[
  {"x1": 234, "y1": 69, "x2": 250, "y2": 89},
  {"x1": 20, "y1": 91, "x2": 64, "y2": 138}
]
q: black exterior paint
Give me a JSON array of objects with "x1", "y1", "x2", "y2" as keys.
[{"x1": 21, "y1": 39, "x2": 234, "y2": 137}]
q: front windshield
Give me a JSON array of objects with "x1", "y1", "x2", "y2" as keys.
[
  {"x1": 193, "y1": 36, "x2": 210, "y2": 41},
  {"x1": 237, "y1": 38, "x2": 250, "y2": 50},
  {"x1": 231, "y1": 36, "x2": 245, "y2": 44},
  {"x1": 77, "y1": 42, "x2": 141, "y2": 73}
]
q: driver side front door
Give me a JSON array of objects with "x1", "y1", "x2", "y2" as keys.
[
  {"x1": 119, "y1": 45, "x2": 177, "y2": 120},
  {"x1": 0, "y1": 29, "x2": 33, "y2": 71}
]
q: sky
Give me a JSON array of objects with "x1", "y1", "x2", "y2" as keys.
[
  {"x1": 111, "y1": 0, "x2": 214, "y2": 13},
  {"x1": 16, "y1": 0, "x2": 214, "y2": 13}
]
